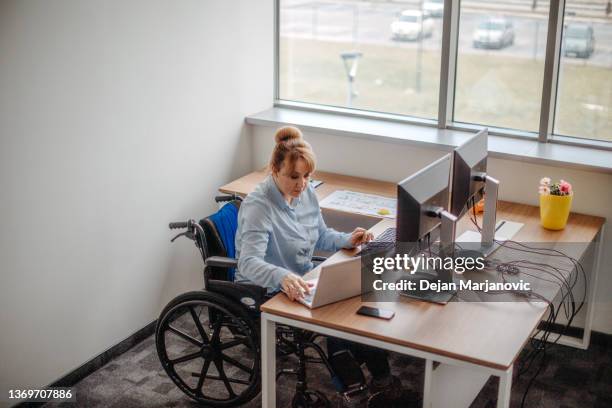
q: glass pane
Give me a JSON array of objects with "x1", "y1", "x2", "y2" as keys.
[
  {"x1": 554, "y1": 2, "x2": 612, "y2": 142},
  {"x1": 454, "y1": 6, "x2": 548, "y2": 133},
  {"x1": 279, "y1": 0, "x2": 442, "y2": 120}
]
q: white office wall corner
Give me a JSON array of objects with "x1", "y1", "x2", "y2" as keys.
[
  {"x1": 250, "y1": 124, "x2": 612, "y2": 335},
  {"x1": 0, "y1": 0, "x2": 272, "y2": 400}
]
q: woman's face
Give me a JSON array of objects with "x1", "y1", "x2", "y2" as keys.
[{"x1": 273, "y1": 158, "x2": 311, "y2": 201}]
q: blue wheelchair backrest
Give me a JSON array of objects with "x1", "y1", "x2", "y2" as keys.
[{"x1": 207, "y1": 202, "x2": 238, "y2": 281}]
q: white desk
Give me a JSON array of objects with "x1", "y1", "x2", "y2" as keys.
[
  {"x1": 220, "y1": 169, "x2": 605, "y2": 407},
  {"x1": 259, "y1": 211, "x2": 605, "y2": 408}
]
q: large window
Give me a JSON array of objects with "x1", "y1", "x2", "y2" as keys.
[
  {"x1": 278, "y1": 0, "x2": 612, "y2": 145},
  {"x1": 279, "y1": 0, "x2": 442, "y2": 119},
  {"x1": 454, "y1": 9, "x2": 548, "y2": 132},
  {"x1": 554, "y1": 1, "x2": 612, "y2": 142}
]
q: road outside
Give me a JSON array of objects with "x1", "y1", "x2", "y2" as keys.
[{"x1": 280, "y1": 0, "x2": 612, "y2": 141}]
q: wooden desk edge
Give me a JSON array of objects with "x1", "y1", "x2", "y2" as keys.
[{"x1": 261, "y1": 299, "x2": 522, "y2": 371}]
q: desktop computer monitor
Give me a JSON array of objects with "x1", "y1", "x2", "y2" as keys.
[
  {"x1": 450, "y1": 128, "x2": 501, "y2": 257},
  {"x1": 396, "y1": 154, "x2": 457, "y2": 258},
  {"x1": 451, "y1": 128, "x2": 488, "y2": 218},
  {"x1": 361, "y1": 154, "x2": 460, "y2": 304},
  {"x1": 393, "y1": 154, "x2": 458, "y2": 303}
]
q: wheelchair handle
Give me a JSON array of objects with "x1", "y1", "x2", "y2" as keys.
[
  {"x1": 215, "y1": 194, "x2": 242, "y2": 203},
  {"x1": 169, "y1": 221, "x2": 189, "y2": 229},
  {"x1": 169, "y1": 219, "x2": 205, "y2": 245}
]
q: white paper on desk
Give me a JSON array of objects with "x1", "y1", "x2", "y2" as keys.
[
  {"x1": 456, "y1": 220, "x2": 524, "y2": 243},
  {"x1": 319, "y1": 190, "x2": 397, "y2": 219}
]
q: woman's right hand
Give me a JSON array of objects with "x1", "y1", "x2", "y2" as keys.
[
  {"x1": 281, "y1": 274, "x2": 311, "y2": 302},
  {"x1": 348, "y1": 227, "x2": 374, "y2": 247}
]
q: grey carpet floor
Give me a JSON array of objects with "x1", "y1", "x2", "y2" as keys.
[{"x1": 43, "y1": 330, "x2": 612, "y2": 408}]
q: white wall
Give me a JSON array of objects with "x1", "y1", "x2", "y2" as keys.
[
  {"x1": 252, "y1": 126, "x2": 612, "y2": 334},
  {"x1": 0, "y1": 0, "x2": 272, "y2": 398}
]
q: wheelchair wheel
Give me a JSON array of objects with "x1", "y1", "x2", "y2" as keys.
[{"x1": 156, "y1": 291, "x2": 260, "y2": 407}]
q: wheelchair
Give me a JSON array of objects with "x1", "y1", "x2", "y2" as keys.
[{"x1": 155, "y1": 195, "x2": 352, "y2": 407}]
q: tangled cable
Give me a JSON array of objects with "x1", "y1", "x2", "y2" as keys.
[{"x1": 463, "y1": 197, "x2": 587, "y2": 408}]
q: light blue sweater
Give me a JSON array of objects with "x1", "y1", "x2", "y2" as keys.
[{"x1": 235, "y1": 175, "x2": 352, "y2": 292}]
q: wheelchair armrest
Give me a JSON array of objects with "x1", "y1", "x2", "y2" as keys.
[
  {"x1": 207, "y1": 280, "x2": 267, "y2": 311},
  {"x1": 206, "y1": 255, "x2": 325, "y2": 268},
  {"x1": 205, "y1": 256, "x2": 238, "y2": 269}
]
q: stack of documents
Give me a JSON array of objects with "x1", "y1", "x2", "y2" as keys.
[{"x1": 320, "y1": 190, "x2": 397, "y2": 219}]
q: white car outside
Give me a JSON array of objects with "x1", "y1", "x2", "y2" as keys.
[
  {"x1": 423, "y1": 0, "x2": 444, "y2": 18},
  {"x1": 391, "y1": 10, "x2": 434, "y2": 41},
  {"x1": 472, "y1": 18, "x2": 515, "y2": 49}
]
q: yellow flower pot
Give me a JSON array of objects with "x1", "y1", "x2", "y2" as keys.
[{"x1": 539, "y1": 193, "x2": 573, "y2": 230}]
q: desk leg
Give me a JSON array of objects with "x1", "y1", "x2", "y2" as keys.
[
  {"x1": 423, "y1": 359, "x2": 434, "y2": 408},
  {"x1": 423, "y1": 360, "x2": 512, "y2": 408},
  {"x1": 497, "y1": 366, "x2": 513, "y2": 408},
  {"x1": 261, "y1": 314, "x2": 276, "y2": 408},
  {"x1": 582, "y1": 224, "x2": 605, "y2": 349}
]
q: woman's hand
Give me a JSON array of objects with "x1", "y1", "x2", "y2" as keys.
[
  {"x1": 349, "y1": 227, "x2": 374, "y2": 247},
  {"x1": 281, "y1": 274, "x2": 312, "y2": 302}
]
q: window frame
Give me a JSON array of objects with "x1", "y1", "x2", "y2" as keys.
[{"x1": 274, "y1": 0, "x2": 612, "y2": 151}]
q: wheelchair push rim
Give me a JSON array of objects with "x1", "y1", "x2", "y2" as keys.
[{"x1": 156, "y1": 291, "x2": 260, "y2": 407}]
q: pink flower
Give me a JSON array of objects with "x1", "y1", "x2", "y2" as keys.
[
  {"x1": 540, "y1": 177, "x2": 551, "y2": 186},
  {"x1": 559, "y1": 180, "x2": 572, "y2": 195}
]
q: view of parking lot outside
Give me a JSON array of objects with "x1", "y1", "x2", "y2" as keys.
[
  {"x1": 279, "y1": 0, "x2": 442, "y2": 119},
  {"x1": 279, "y1": 0, "x2": 611, "y2": 142},
  {"x1": 555, "y1": 1, "x2": 612, "y2": 141},
  {"x1": 454, "y1": 2, "x2": 547, "y2": 133}
]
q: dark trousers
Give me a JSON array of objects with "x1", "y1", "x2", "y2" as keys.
[{"x1": 326, "y1": 336, "x2": 390, "y2": 381}]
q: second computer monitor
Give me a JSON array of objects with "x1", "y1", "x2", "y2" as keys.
[
  {"x1": 451, "y1": 128, "x2": 488, "y2": 217},
  {"x1": 397, "y1": 154, "x2": 452, "y2": 244}
]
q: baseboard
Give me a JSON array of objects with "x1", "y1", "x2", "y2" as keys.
[
  {"x1": 15, "y1": 320, "x2": 157, "y2": 408},
  {"x1": 537, "y1": 320, "x2": 584, "y2": 339},
  {"x1": 537, "y1": 321, "x2": 612, "y2": 348}
]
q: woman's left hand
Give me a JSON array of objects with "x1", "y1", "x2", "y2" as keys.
[{"x1": 349, "y1": 227, "x2": 374, "y2": 247}]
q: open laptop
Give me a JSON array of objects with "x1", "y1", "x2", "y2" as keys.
[{"x1": 292, "y1": 257, "x2": 362, "y2": 309}]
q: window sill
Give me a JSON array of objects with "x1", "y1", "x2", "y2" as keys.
[{"x1": 245, "y1": 107, "x2": 612, "y2": 174}]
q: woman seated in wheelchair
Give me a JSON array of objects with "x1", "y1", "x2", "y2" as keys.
[{"x1": 235, "y1": 126, "x2": 407, "y2": 406}]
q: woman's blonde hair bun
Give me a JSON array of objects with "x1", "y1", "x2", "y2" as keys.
[
  {"x1": 274, "y1": 126, "x2": 303, "y2": 144},
  {"x1": 269, "y1": 126, "x2": 315, "y2": 174}
]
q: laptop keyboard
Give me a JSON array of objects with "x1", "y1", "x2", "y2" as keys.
[
  {"x1": 302, "y1": 287, "x2": 316, "y2": 305},
  {"x1": 357, "y1": 227, "x2": 396, "y2": 257}
]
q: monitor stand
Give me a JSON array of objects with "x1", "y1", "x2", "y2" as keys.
[
  {"x1": 399, "y1": 210, "x2": 458, "y2": 305},
  {"x1": 456, "y1": 175, "x2": 501, "y2": 258}
]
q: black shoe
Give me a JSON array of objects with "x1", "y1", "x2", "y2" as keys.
[
  {"x1": 338, "y1": 385, "x2": 370, "y2": 408},
  {"x1": 367, "y1": 376, "x2": 421, "y2": 408}
]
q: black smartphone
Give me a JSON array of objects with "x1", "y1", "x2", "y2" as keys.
[{"x1": 356, "y1": 306, "x2": 395, "y2": 320}]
